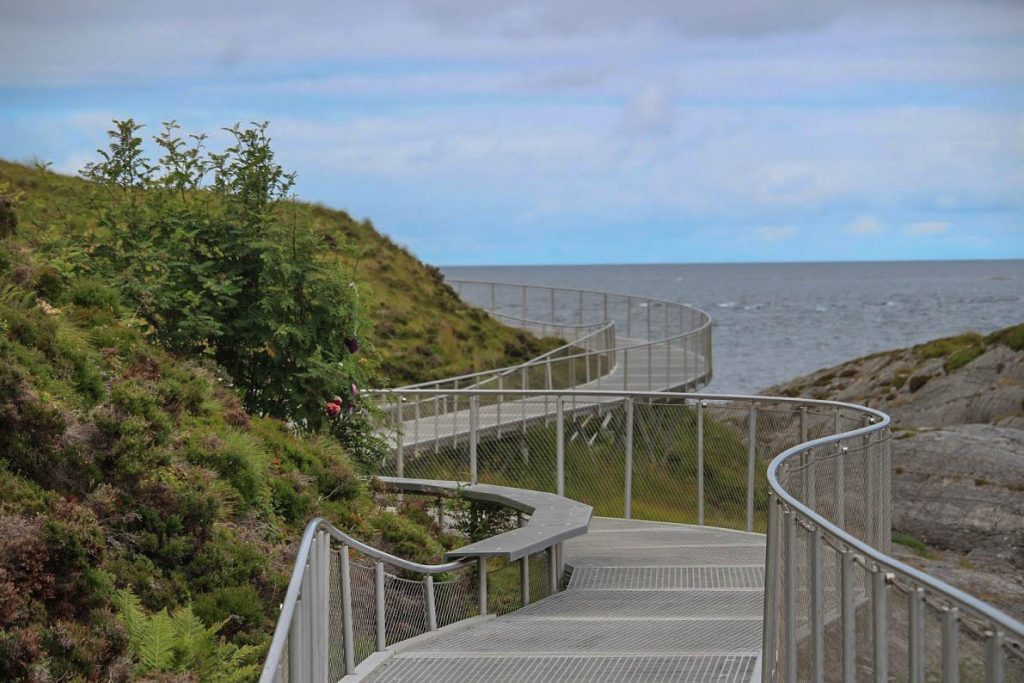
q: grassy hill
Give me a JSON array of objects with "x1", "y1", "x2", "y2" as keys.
[
  {"x1": 0, "y1": 158, "x2": 557, "y2": 387},
  {"x1": 0, "y1": 135, "x2": 555, "y2": 679},
  {"x1": 0, "y1": 274, "x2": 455, "y2": 679}
]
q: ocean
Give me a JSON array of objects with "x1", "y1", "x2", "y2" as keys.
[{"x1": 444, "y1": 260, "x2": 1024, "y2": 395}]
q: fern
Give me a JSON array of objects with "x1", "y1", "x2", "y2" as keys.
[{"x1": 114, "y1": 589, "x2": 262, "y2": 680}]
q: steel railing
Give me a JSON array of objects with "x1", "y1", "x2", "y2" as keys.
[
  {"x1": 260, "y1": 505, "x2": 569, "y2": 683},
  {"x1": 263, "y1": 280, "x2": 1023, "y2": 682},
  {"x1": 374, "y1": 388, "x2": 1024, "y2": 680}
]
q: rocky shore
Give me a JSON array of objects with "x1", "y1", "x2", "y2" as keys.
[{"x1": 763, "y1": 324, "x2": 1024, "y2": 620}]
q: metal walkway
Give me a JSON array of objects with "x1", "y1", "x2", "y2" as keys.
[
  {"x1": 390, "y1": 336, "x2": 709, "y2": 454},
  {"x1": 365, "y1": 518, "x2": 765, "y2": 682}
]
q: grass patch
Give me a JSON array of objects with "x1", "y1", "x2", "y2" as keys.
[{"x1": 893, "y1": 532, "x2": 931, "y2": 558}]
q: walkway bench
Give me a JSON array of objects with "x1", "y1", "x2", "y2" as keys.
[{"x1": 374, "y1": 476, "x2": 592, "y2": 561}]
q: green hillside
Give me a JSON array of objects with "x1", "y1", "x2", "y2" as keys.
[
  {"x1": 0, "y1": 156, "x2": 556, "y2": 387},
  {"x1": 0, "y1": 121, "x2": 552, "y2": 680}
]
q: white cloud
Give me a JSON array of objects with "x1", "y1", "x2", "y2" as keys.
[
  {"x1": 907, "y1": 221, "x2": 950, "y2": 235},
  {"x1": 849, "y1": 215, "x2": 882, "y2": 235},
  {"x1": 757, "y1": 226, "x2": 798, "y2": 241}
]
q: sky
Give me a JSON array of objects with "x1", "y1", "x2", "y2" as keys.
[{"x1": 1, "y1": 0, "x2": 1023, "y2": 265}]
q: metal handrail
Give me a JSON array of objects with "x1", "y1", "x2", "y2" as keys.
[{"x1": 261, "y1": 517, "x2": 474, "y2": 680}]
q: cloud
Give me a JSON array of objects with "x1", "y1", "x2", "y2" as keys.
[
  {"x1": 849, "y1": 215, "x2": 882, "y2": 235},
  {"x1": 617, "y1": 85, "x2": 675, "y2": 137},
  {"x1": 907, "y1": 221, "x2": 950, "y2": 235},
  {"x1": 757, "y1": 226, "x2": 798, "y2": 241}
]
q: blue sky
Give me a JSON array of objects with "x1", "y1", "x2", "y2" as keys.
[{"x1": 1, "y1": 1, "x2": 1023, "y2": 265}]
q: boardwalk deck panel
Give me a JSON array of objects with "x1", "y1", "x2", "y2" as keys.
[{"x1": 365, "y1": 518, "x2": 765, "y2": 682}]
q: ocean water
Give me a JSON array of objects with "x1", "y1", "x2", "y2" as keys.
[{"x1": 444, "y1": 260, "x2": 1024, "y2": 395}]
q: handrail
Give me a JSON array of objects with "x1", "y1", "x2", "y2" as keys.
[
  {"x1": 768, "y1": 427, "x2": 1024, "y2": 638},
  {"x1": 260, "y1": 516, "x2": 474, "y2": 680}
]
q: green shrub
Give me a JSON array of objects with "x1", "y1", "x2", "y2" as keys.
[
  {"x1": 944, "y1": 345, "x2": 983, "y2": 372},
  {"x1": 985, "y1": 323, "x2": 1024, "y2": 352},
  {"x1": 908, "y1": 374, "x2": 929, "y2": 393},
  {"x1": 63, "y1": 278, "x2": 122, "y2": 313},
  {"x1": 193, "y1": 585, "x2": 265, "y2": 632}
]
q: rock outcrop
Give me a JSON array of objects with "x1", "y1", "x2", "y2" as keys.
[{"x1": 763, "y1": 323, "x2": 1024, "y2": 620}]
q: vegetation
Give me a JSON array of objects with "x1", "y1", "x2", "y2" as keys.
[
  {"x1": 0, "y1": 120, "x2": 537, "y2": 680},
  {"x1": 1, "y1": 149, "x2": 559, "y2": 388}
]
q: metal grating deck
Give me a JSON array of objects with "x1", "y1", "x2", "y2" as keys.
[{"x1": 366, "y1": 517, "x2": 766, "y2": 682}]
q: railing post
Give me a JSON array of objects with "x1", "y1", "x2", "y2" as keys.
[
  {"x1": 627, "y1": 297, "x2": 632, "y2": 337},
  {"x1": 603, "y1": 293, "x2": 608, "y2": 323},
  {"x1": 375, "y1": 561, "x2": 386, "y2": 651},
  {"x1": 292, "y1": 572, "x2": 308, "y2": 682},
  {"x1": 623, "y1": 347, "x2": 629, "y2": 390},
  {"x1": 550, "y1": 288, "x2": 555, "y2": 323},
  {"x1": 909, "y1": 587, "x2": 925, "y2": 683},
  {"x1": 547, "y1": 545, "x2": 558, "y2": 596},
  {"x1": 747, "y1": 401, "x2": 757, "y2": 532},
  {"x1": 478, "y1": 557, "x2": 488, "y2": 616},
  {"x1": 497, "y1": 374, "x2": 504, "y2": 437},
  {"x1": 761, "y1": 493, "x2": 779, "y2": 683},
  {"x1": 452, "y1": 381, "x2": 459, "y2": 448},
  {"x1": 873, "y1": 569, "x2": 889, "y2": 683},
  {"x1": 697, "y1": 400, "x2": 705, "y2": 526},
  {"x1": 836, "y1": 446, "x2": 847, "y2": 527},
  {"x1": 522, "y1": 285, "x2": 527, "y2": 320},
  {"x1": 811, "y1": 529, "x2": 824, "y2": 683},
  {"x1": 340, "y1": 546, "x2": 355, "y2": 675},
  {"x1": 841, "y1": 550, "x2": 857, "y2": 683},
  {"x1": 521, "y1": 367, "x2": 527, "y2": 436},
  {"x1": 424, "y1": 575, "x2": 437, "y2": 631},
  {"x1": 469, "y1": 395, "x2": 479, "y2": 484},
  {"x1": 783, "y1": 510, "x2": 797, "y2": 682},
  {"x1": 317, "y1": 532, "x2": 330, "y2": 683},
  {"x1": 520, "y1": 555, "x2": 530, "y2": 607},
  {"x1": 556, "y1": 397, "x2": 565, "y2": 497},
  {"x1": 986, "y1": 629, "x2": 1005, "y2": 683},
  {"x1": 396, "y1": 399, "x2": 404, "y2": 477},
  {"x1": 646, "y1": 303, "x2": 652, "y2": 390},
  {"x1": 490, "y1": 282, "x2": 496, "y2": 311},
  {"x1": 942, "y1": 607, "x2": 960, "y2": 683},
  {"x1": 578, "y1": 290, "x2": 584, "y2": 324},
  {"x1": 624, "y1": 397, "x2": 634, "y2": 519}
]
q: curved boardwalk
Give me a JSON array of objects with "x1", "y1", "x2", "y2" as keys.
[
  {"x1": 365, "y1": 518, "x2": 764, "y2": 682},
  {"x1": 392, "y1": 335, "x2": 710, "y2": 453}
]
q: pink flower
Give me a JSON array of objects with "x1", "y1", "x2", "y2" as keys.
[{"x1": 325, "y1": 401, "x2": 341, "y2": 417}]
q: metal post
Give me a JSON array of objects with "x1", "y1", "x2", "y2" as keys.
[
  {"x1": 414, "y1": 400, "x2": 420, "y2": 455},
  {"x1": 747, "y1": 402, "x2": 757, "y2": 532},
  {"x1": 316, "y1": 532, "x2": 329, "y2": 683},
  {"x1": 603, "y1": 294, "x2": 608, "y2": 323},
  {"x1": 478, "y1": 557, "x2": 488, "y2": 616},
  {"x1": 578, "y1": 290, "x2": 584, "y2": 324},
  {"x1": 521, "y1": 367, "x2": 527, "y2": 436},
  {"x1": 469, "y1": 395, "x2": 479, "y2": 484},
  {"x1": 522, "y1": 285, "x2": 527, "y2": 320},
  {"x1": 452, "y1": 381, "x2": 459, "y2": 448},
  {"x1": 424, "y1": 575, "x2": 437, "y2": 631},
  {"x1": 434, "y1": 396, "x2": 441, "y2": 456},
  {"x1": 292, "y1": 574, "x2": 308, "y2": 682},
  {"x1": 547, "y1": 546, "x2": 558, "y2": 596},
  {"x1": 375, "y1": 562, "x2": 386, "y2": 651},
  {"x1": 625, "y1": 398, "x2": 634, "y2": 519},
  {"x1": 627, "y1": 297, "x2": 632, "y2": 337},
  {"x1": 783, "y1": 511, "x2": 797, "y2": 682},
  {"x1": 985, "y1": 629, "x2": 1005, "y2": 683},
  {"x1": 761, "y1": 494, "x2": 779, "y2": 683},
  {"x1": 697, "y1": 400, "x2": 705, "y2": 526},
  {"x1": 396, "y1": 399, "x2": 404, "y2": 477},
  {"x1": 288, "y1": 593, "x2": 303, "y2": 683},
  {"x1": 841, "y1": 550, "x2": 856, "y2": 683},
  {"x1": 490, "y1": 282, "x2": 495, "y2": 311},
  {"x1": 909, "y1": 587, "x2": 925, "y2": 683},
  {"x1": 340, "y1": 546, "x2": 355, "y2": 674},
  {"x1": 520, "y1": 556, "x2": 530, "y2": 607},
  {"x1": 942, "y1": 607, "x2": 960, "y2": 683},
  {"x1": 497, "y1": 374, "x2": 504, "y2": 437},
  {"x1": 556, "y1": 398, "x2": 565, "y2": 497},
  {"x1": 811, "y1": 529, "x2": 825, "y2": 683},
  {"x1": 646, "y1": 303, "x2": 652, "y2": 390},
  {"x1": 872, "y1": 569, "x2": 889, "y2": 683},
  {"x1": 550, "y1": 288, "x2": 555, "y2": 323},
  {"x1": 623, "y1": 347, "x2": 629, "y2": 390},
  {"x1": 836, "y1": 446, "x2": 847, "y2": 527}
]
